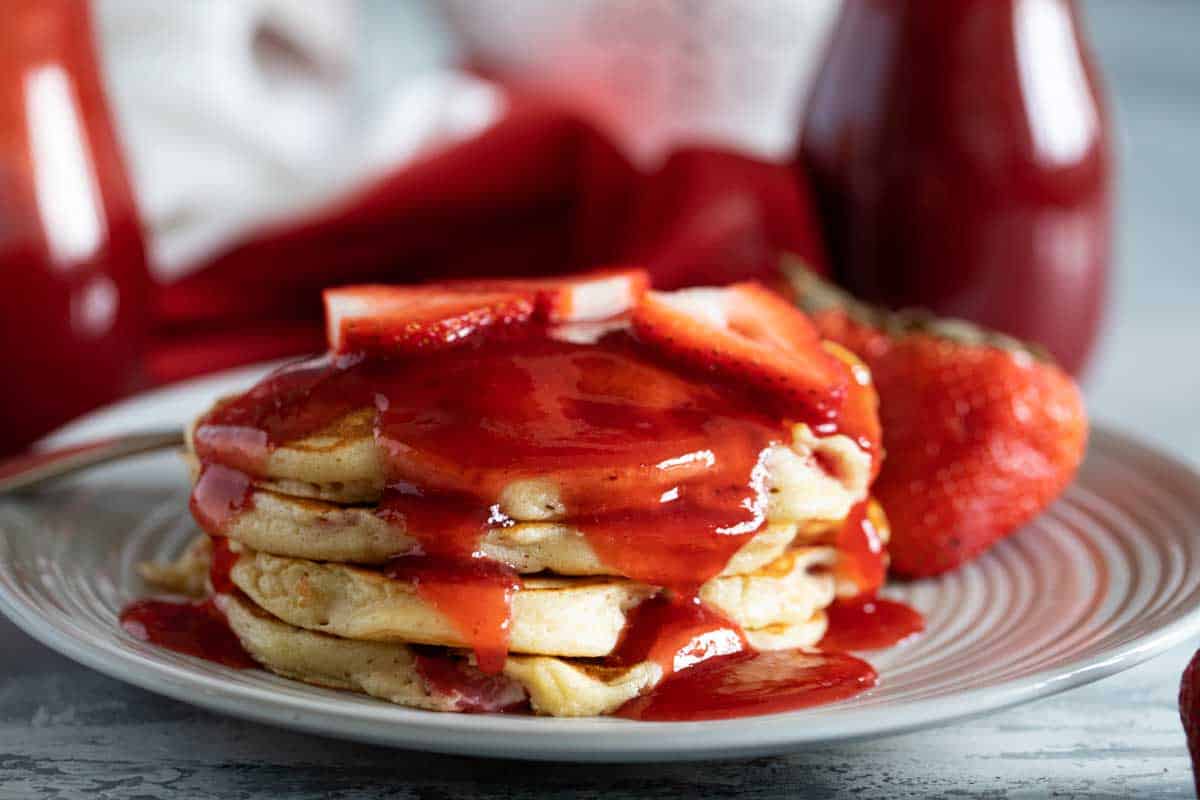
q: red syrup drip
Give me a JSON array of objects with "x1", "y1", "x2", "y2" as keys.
[
  {"x1": 610, "y1": 593, "x2": 748, "y2": 674},
  {"x1": 820, "y1": 597, "x2": 926, "y2": 652},
  {"x1": 120, "y1": 597, "x2": 255, "y2": 669},
  {"x1": 835, "y1": 501, "x2": 886, "y2": 595},
  {"x1": 189, "y1": 352, "x2": 371, "y2": 475},
  {"x1": 617, "y1": 650, "x2": 877, "y2": 722},
  {"x1": 189, "y1": 463, "x2": 254, "y2": 535},
  {"x1": 377, "y1": 483, "x2": 522, "y2": 675},
  {"x1": 385, "y1": 554, "x2": 521, "y2": 675},
  {"x1": 208, "y1": 536, "x2": 239, "y2": 595}
]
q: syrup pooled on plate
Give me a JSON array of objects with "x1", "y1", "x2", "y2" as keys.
[
  {"x1": 118, "y1": 535, "x2": 255, "y2": 669},
  {"x1": 119, "y1": 598, "x2": 255, "y2": 669},
  {"x1": 821, "y1": 597, "x2": 926, "y2": 653},
  {"x1": 606, "y1": 588, "x2": 909, "y2": 721},
  {"x1": 617, "y1": 649, "x2": 878, "y2": 722},
  {"x1": 608, "y1": 593, "x2": 873, "y2": 722}
]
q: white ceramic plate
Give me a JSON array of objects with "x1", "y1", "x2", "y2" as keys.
[{"x1": 3, "y1": 364, "x2": 1200, "y2": 762}]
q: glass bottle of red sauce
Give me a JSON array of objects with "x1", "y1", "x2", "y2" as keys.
[
  {"x1": 0, "y1": 0, "x2": 148, "y2": 454},
  {"x1": 798, "y1": 0, "x2": 1111, "y2": 375}
]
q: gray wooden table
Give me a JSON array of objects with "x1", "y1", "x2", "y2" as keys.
[{"x1": 3, "y1": 2, "x2": 1199, "y2": 797}]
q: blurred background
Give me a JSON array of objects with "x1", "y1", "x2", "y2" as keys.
[{"x1": 1, "y1": 0, "x2": 1196, "y2": 462}]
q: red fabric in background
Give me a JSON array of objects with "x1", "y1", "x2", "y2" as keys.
[
  {"x1": 621, "y1": 148, "x2": 827, "y2": 291},
  {"x1": 147, "y1": 93, "x2": 828, "y2": 384}
]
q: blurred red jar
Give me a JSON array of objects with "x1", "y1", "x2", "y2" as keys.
[
  {"x1": 0, "y1": 0, "x2": 147, "y2": 454},
  {"x1": 799, "y1": 0, "x2": 1111, "y2": 375}
]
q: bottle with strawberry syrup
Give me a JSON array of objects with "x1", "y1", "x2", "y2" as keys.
[
  {"x1": 798, "y1": 0, "x2": 1112, "y2": 375},
  {"x1": 0, "y1": 0, "x2": 148, "y2": 454}
]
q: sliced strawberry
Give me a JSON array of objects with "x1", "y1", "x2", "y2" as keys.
[
  {"x1": 450, "y1": 267, "x2": 650, "y2": 323},
  {"x1": 323, "y1": 285, "x2": 534, "y2": 355},
  {"x1": 631, "y1": 282, "x2": 849, "y2": 423}
]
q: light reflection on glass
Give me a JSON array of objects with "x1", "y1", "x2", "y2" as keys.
[
  {"x1": 1014, "y1": 0, "x2": 1099, "y2": 165},
  {"x1": 25, "y1": 65, "x2": 105, "y2": 269}
]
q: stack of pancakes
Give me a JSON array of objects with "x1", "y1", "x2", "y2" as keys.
[{"x1": 147, "y1": 405, "x2": 875, "y2": 717}]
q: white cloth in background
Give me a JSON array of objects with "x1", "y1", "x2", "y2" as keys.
[
  {"x1": 92, "y1": 0, "x2": 836, "y2": 282},
  {"x1": 94, "y1": 0, "x2": 501, "y2": 281}
]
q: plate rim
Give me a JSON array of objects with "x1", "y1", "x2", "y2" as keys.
[{"x1": 3, "y1": 367, "x2": 1200, "y2": 761}]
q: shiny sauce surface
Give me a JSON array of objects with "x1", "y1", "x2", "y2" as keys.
[
  {"x1": 835, "y1": 501, "x2": 886, "y2": 595},
  {"x1": 607, "y1": 589, "x2": 913, "y2": 721},
  {"x1": 164, "y1": 325, "x2": 924, "y2": 718},
  {"x1": 821, "y1": 597, "x2": 926, "y2": 652},
  {"x1": 191, "y1": 331, "x2": 790, "y2": 671},
  {"x1": 617, "y1": 649, "x2": 878, "y2": 721}
]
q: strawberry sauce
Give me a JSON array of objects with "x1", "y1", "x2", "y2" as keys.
[
  {"x1": 208, "y1": 536, "x2": 239, "y2": 595},
  {"x1": 187, "y1": 331, "x2": 790, "y2": 673},
  {"x1": 119, "y1": 598, "x2": 255, "y2": 669},
  {"x1": 821, "y1": 597, "x2": 926, "y2": 652},
  {"x1": 149, "y1": 321, "x2": 921, "y2": 717},
  {"x1": 835, "y1": 501, "x2": 886, "y2": 595},
  {"x1": 608, "y1": 593, "x2": 869, "y2": 722},
  {"x1": 610, "y1": 593, "x2": 748, "y2": 673},
  {"x1": 385, "y1": 555, "x2": 522, "y2": 674},
  {"x1": 607, "y1": 591, "x2": 911, "y2": 720},
  {"x1": 617, "y1": 650, "x2": 878, "y2": 721},
  {"x1": 189, "y1": 464, "x2": 254, "y2": 535}
]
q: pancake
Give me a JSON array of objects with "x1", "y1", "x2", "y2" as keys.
[
  {"x1": 186, "y1": 413, "x2": 871, "y2": 524},
  {"x1": 229, "y1": 545, "x2": 838, "y2": 658},
  {"x1": 138, "y1": 277, "x2": 895, "y2": 719},
  {"x1": 218, "y1": 592, "x2": 660, "y2": 716},
  {"x1": 218, "y1": 592, "x2": 827, "y2": 717},
  {"x1": 217, "y1": 591, "x2": 516, "y2": 712},
  {"x1": 137, "y1": 535, "x2": 212, "y2": 596},
  {"x1": 150, "y1": 544, "x2": 831, "y2": 717},
  {"x1": 186, "y1": 415, "x2": 869, "y2": 586},
  {"x1": 211, "y1": 487, "x2": 814, "y2": 576}
]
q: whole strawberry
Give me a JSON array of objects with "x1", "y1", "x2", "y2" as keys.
[
  {"x1": 1182, "y1": 648, "x2": 1200, "y2": 796},
  {"x1": 786, "y1": 259, "x2": 1088, "y2": 577}
]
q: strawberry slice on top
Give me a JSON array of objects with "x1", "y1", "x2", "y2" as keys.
[
  {"x1": 450, "y1": 267, "x2": 650, "y2": 323},
  {"x1": 631, "y1": 282, "x2": 849, "y2": 424},
  {"x1": 324, "y1": 285, "x2": 535, "y2": 356}
]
